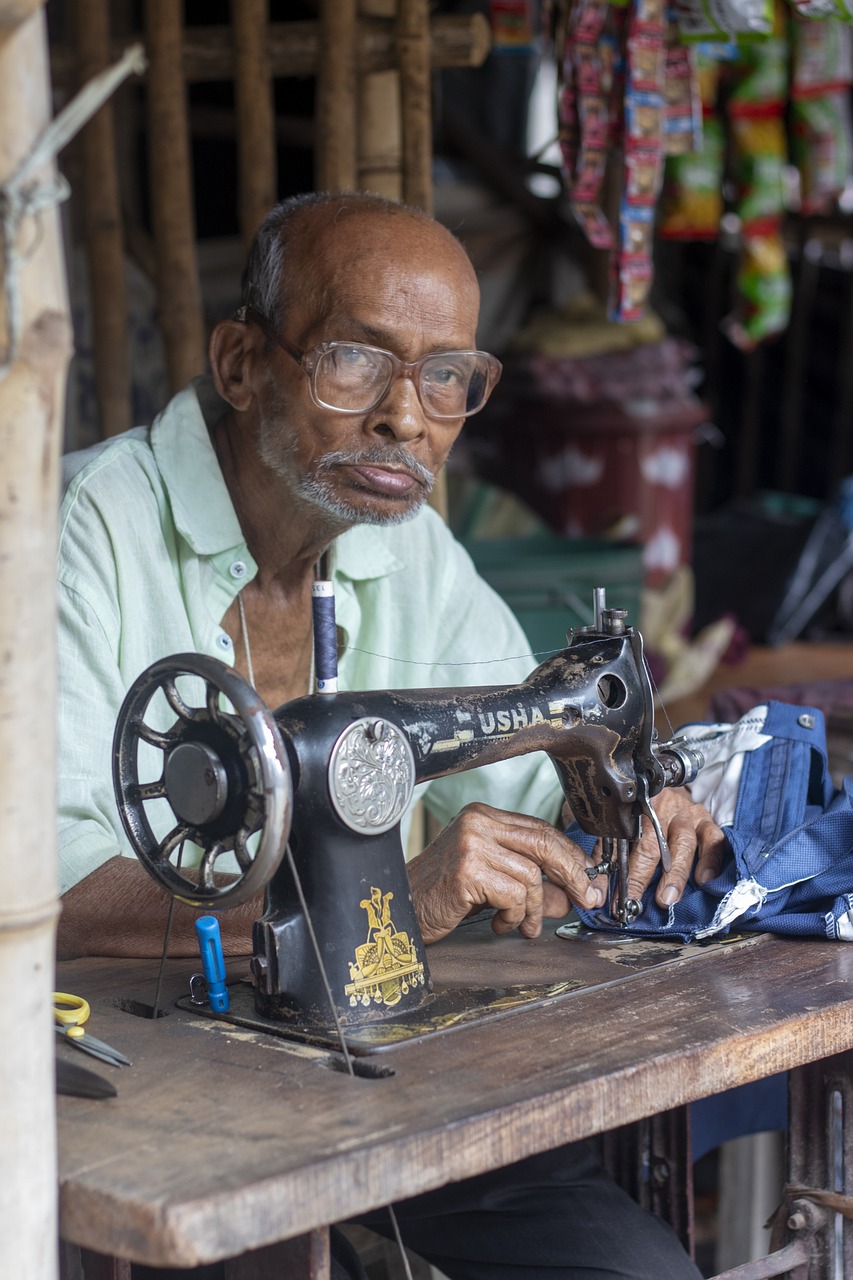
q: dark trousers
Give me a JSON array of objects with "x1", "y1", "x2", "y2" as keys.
[
  {"x1": 353, "y1": 1140, "x2": 702, "y2": 1280},
  {"x1": 132, "y1": 1140, "x2": 701, "y2": 1280}
]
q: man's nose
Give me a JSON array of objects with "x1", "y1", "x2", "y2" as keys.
[{"x1": 367, "y1": 372, "x2": 428, "y2": 440}]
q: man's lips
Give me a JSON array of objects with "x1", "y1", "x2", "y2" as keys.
[{"x1": 345, "y1": 464, "x2": 423, "y2": 496}]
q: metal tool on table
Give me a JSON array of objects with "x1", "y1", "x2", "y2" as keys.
[
  {"x1": 56, "y1": 1056, "x2": 117, "y2": 1100},
  {"x1": 112, "y1": 589, "x2": 703, "y2": 1038},
  {"x1": 53, "y1": 992, "x2": 132, "y2": 1067}
]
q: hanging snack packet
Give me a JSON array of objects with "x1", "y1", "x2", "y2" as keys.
[
  {"x1": 558, "y1": 0, "x2": 616, "y2": 249},
  {"x1": 790, "y1": 17, "x2": 853, "y2": 214},
  {"x1": 671, "y1": 0, "x2": 772, "y2": 43},
  {"x1": 610, "y1": 0, "x2": 667, "y2": 320},
  {"x1": 659, "y1": 48, "x2": 725, "y2": 236},
  {"x1": 721, "y1": 22, "x2": 792, "y2": 349},
  {"x1": 663, "y1": 24, "x2": 703, "y2": 155},
  {"x1": 658, "y1": 114, "x2": 726, "y2": 236},
  {"x1": 722, "y1": 231, "x2": 793, "y2": 348}
]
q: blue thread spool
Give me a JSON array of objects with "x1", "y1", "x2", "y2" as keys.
[
  {"x1": 312, "y1": 580, "x2": 338, "y2": 693},
  {"x1": 195, "y1": 915, "x2": 230, "y2": 1012}
]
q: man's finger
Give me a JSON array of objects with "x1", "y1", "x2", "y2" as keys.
[
  {"x1": 486, "y1": 865, "x2": 544, "y2": 937},
  {"x1": 653, "y1": 815, "x2": 705, "y2": 907},
  {"x1": 484, "y1": 815, "x2": 607, "y2": 910},
  {"x1": 694, "y1": 817, "x2": 729, "y2": 884}
]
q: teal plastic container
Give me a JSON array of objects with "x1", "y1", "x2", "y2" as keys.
[{"x1": 463, "y1": 534, "x2": 644, "y2": 658}]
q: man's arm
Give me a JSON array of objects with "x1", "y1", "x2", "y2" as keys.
[{"x1": 56, "y1": 856, "x2": 260, "y2": 960}]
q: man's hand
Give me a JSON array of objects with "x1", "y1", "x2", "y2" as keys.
[
  {"x1": 625, "y1": 786, "x2": 728, "y2": 909},
  {"x1": 406, "y1": 802, "x2": 608, "y2": 945}
]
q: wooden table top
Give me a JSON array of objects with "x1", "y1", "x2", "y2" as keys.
[{"x1": 57, "y1": 921, "x2": 853, "y2": 1269}]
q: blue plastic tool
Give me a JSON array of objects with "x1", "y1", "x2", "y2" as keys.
[{"x1": 195, "y1": 916, "x2": 230, "y2": 1012}]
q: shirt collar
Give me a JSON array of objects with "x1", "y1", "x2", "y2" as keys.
[
  {"x1": 150, "y1": 376, "x2": 247, "y2": 556},
  {"x1": 150, "y1": 374, "x2": 410, "y2": 583}
]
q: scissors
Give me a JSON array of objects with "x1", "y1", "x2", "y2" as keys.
[{"x1": 53, "y1": 992, "x2": 132, "y2": 1068}]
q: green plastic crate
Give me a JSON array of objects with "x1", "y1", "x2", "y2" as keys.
[{"x1": 464, "y1": 534, "x2": 644, "y2": 657}]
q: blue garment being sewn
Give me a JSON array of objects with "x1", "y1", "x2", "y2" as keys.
[{"x1": 571, "y1": 701, "x2": 853, "y2": 942}]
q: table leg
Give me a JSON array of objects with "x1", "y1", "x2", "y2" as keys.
[
  {"x1": 70, "y1": 1248, "x2": 131, "y2": 1280},
  {"x1": 223, "y1": 1228, "x2": 330, "y2": 1280},
  {"x1": 602, "y1": 1107, "x2": 694, "y2": 1258},
  {"x1": 787, "y1": 1049, "x2": 853, "y2": 1280}
]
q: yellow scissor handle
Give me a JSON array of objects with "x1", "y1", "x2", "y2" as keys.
[{"x1": 53, "y1": 992, "x2": 90, "y2": 1035}]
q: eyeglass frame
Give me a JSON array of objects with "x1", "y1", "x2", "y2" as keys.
[{"x1": 234, "y1": 304, "x2": 502, "y2": 420}]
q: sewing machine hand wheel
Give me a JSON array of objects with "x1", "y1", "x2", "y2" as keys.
[{"x1": 113, "y1": 654, "x2": 292, "y2": 908}]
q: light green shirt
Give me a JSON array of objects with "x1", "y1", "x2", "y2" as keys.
[{"x1": 57, "y1": 377, "x2": 560, "y2": 894}]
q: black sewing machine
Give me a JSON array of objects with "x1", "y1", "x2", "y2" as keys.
[{"x1": 113, "y1": 593, "x2": 701, "y2": 1043}]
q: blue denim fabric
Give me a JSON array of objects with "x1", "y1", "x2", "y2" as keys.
[{"x1": 571, "y1": 701, "x2": 853, "y2": 941}]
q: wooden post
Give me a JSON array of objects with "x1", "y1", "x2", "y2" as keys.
[
  {"x1": 357, "y1": 0, "x2": 402, "y2": 199},
  {"x1": 316, "y1": 0, "x2": 358, "y2": 192},
  {"x1": 144, "y1": 0, "x2": 205, "y2": 392},
  {"x1": 231, "y1": 0, "x2": 277, "y2": 246},
  {"x1": 396, "y1": 0, "x2": 432, "y2": 213},
  {"x1": 72, "y1": 0, "x2": 131, "y2": 437},
  {"x1": 0, "y1": 5, "x2": 72, "y2": 1279}
]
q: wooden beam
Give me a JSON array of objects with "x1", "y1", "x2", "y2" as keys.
[
  {"x1": 144, "y1": 0, "x2": 206, "y2": 392},
  {"x1": 50, "y1": 14, "x2": 492, "y2": 84},
  {"x1": 397, "y1": 0, "x2": 432, "y2": 213},
  {"x1": 0, "y1": 0, "x2": 43, "y2": 31},
  {"x1": 72, "y1": 0, "x2": 132, "y2": 437},
  {"x1": 315, "y1": 0, "x2": 358, "y2": 191},
  {"x1": 231, "y1": 0, "x2": 277, "y2": 246}
]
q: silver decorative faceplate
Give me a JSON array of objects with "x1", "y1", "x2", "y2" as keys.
[{"x1": 328, "y1": 717, "x2": 416, "y2": 835}]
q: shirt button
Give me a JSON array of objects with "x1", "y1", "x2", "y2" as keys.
[
  {"x1": 230, "y1": 560, "x2": 248, "y2": 580},
  {"x1": 217, "y1": 633, "x2": 233, "y2": 651}
]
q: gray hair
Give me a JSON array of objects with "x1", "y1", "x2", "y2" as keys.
[{"x1": 240, "y1": 191, "x2": 440, "y2": 332}]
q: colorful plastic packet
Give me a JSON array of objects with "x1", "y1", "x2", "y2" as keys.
[
  {"x1": 662, "y1": 21, "x2": 703, "y2": 155},
  {"x1": 790, "y1": 17, "x2": 853, "y2": 214},
  {"x1": 671, "y1": 0, "x2": 772, "y2": 42},
  {"x1": 558, "y1": 0, "x2": 618, "y2": 249},
  {"x1": 611, "y1": 0, "x2": 667, "y2": 321},
  {"x1": 722, "y1": 17, "x2": 792, "y2": 349}
]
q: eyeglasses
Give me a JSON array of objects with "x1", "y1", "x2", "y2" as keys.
[{"x1": 236, "y1": 305, "x2": 502, "y2": 420}]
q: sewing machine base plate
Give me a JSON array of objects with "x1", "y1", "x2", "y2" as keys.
[
  {"x1": 176, "y1": 973, "x2": 588, "y2": 1054},
  {"x1": 176, "y1": 920, "x2": 762, "y2": 1054}
]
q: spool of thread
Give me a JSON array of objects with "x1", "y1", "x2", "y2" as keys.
[{"x1": 312, "y1": 579, "x2": 338, "y2": 693}]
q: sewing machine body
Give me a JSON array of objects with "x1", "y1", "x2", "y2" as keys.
[{"x1": 114, "y1": 606, "x2": 701, "y2": 1035}]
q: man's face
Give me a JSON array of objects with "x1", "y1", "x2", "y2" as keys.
[{"x1": 252, "y1": 213, "x2": 482, "y2": 527}]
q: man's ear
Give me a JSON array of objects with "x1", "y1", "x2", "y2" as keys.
[{"x1": 209, "y1": 320, "x2": 259, "y2": 411}]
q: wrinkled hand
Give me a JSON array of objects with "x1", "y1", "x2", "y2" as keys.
[
  {"x1": 624, "y1": 786, "x2": 728, "y2": 910},
  {"x1": 407, "y1": 802, "x2": 608, "y2": 944}
]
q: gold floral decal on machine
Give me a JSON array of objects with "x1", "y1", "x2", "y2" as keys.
[{"x1": 345, "y1": 886, "x2": 426, "y2": 1009}]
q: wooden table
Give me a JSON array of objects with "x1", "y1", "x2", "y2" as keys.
[{"x1": 57, "y1": 919, "x2": 853, "y2": 1277}]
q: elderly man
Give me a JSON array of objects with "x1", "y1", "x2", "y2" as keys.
[{"x1": 57, "y1": 192, "x2": 722, "y2": 1279}]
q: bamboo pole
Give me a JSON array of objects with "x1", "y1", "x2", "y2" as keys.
[
  {"x1": 231, "y1": 0, "x2": 277, "y2": 246},
  {"x1": 144, "y1": 0, "x2": 205, "y2": 393},
  {"x1": 0, "y1": 6, "x2": 72, "y2": 1279},
  {"x1": 357, "y1": 0, "x2": 402, "y2": 200},
  {"x1": 50, "y1": 15, "x2": 492, "y2": 85},
  {"x1": 396, "y1": 0, "x2": 432, "y2": 214},
  {"x1": 316, "y1": 0, "x2": 357, "y2": 192},
  {"x1": 72, "y1": 0, "x2": 131, "y2": 438},
  {"x1": 0, "y1": 0, "x2": 42, "y2": 26}
]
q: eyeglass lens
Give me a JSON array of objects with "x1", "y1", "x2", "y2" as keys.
[{"x1": 314, "y1": 346, "x2": 492, "y2": 417}]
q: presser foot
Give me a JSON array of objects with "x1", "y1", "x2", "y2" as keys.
[{"x1": 587, "y1": 837, "x2": 643, "y2": 928}]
